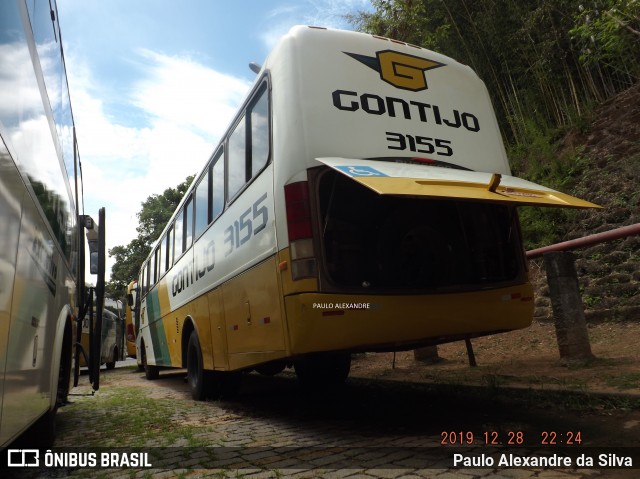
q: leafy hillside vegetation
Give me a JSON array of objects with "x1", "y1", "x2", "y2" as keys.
[
  {"x1": 354, "y1": 0, "x2": 640, "y2": 321},
  {"x1": 528, "y1": 82, "x2": 640, "y2": 321}
]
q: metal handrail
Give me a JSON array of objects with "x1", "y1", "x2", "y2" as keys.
[{"x1": 526, "y1": 223, "x2": 640, "y2": 259}]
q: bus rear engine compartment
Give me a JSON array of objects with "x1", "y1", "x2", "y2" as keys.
[{"x1": 314, "y1": 168, "x2": 524, "y2": 293}]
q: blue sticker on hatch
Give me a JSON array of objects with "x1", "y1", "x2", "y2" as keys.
[{"x1": 335, "y1": 166, "x2": 388, "y2": 177}]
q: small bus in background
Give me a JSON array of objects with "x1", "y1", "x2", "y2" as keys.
[
  {"x1": 133, "y1": 26, "x2": 597, "y2": 400},
  {"x1": 79, "y1": 308, "x2": 124, "y2": 370}
]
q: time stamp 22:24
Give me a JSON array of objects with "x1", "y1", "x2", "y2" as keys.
[{"x1": 441, "y1": 430, "x2": 583, "y2": 446}]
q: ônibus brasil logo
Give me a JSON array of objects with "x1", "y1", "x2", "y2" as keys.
[{"x1": 345, "y1": 50, "x2": 445, "y2": 92}]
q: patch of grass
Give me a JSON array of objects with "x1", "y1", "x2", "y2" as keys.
[
  {"x1": 57, "y1": 386, "x2": 223, "y2": 448},
  {"x1": 504, "y1": 388, "x2": 640, "y2": 412},
  {"x1": 564, "y1": 357, "x2": 599, "y2": 370},
  {"x1": 583, "y1": 294, "x2": 602, "y2": 307},
  {"x1": 605, "y1": 372, "x2": 640, "y2": 390},
  {"x1": 482, "y1": 374, "x2": 506, "y2": 389},
  {"x1": 422, "y1": 369, "x2": 474, "y2": 386}
]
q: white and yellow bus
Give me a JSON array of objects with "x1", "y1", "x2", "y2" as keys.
[
  {"x1": 125, "y1": 281, "x2": 139, "y2": 359},
  {"x1": 134, "y1": 26, "x2": 596, "y2": 399},
  {"x1": 0, "y1": 0, "x2": 105, "y2": 449},
  {"x1": 79, "y1": 308, "x2": 124, "y2": 370}
]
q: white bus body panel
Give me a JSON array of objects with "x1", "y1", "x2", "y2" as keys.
[
  {"x1": 0, "y1": 177, "x2": 68, "y2": 446},
  {"x1": 140, "y1": 165, "x2": 278, "y2": 366},
  {"x1": 168, "y1": 165, "x2": 276, "y2": 312},
  {"x1": 267, "y1": 26, "x2": 511, "y2": 251}
]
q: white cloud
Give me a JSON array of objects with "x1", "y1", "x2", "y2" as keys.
[
  {"x1": 260, "y1": 0, "x2": 371, "y2": 49},
  {"x1": 0, "y1": 42, "x2": 47, "y2": 118},
  {"x1": 67, "y1": 49, "x2": 251, "y2": 281},
  {"x1": 132, "y1": 49, "x2": 250, "y2": 138},
  {"x1": 63, "y1": 1, "x2": 373, "y2": 284}
]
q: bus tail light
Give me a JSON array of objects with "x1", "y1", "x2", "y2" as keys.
[{"x1": 284, "y1": 181, "x2": 317, "y2": 280}]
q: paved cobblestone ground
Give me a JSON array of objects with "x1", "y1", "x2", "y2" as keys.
[{"x1": 6, "y1": 361, "x2": 640, "y2": 479}]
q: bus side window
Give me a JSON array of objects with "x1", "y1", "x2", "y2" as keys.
[
  {"x1": 250, "y1": 85, "x2": 270, "y2": 177},
  {"x1": 155, "y1": 248, "x2": 160, "y2": 282},
  {"x1": 185, "y1": 196, "x2": 194, "y2": 250},
  {"x1": 140, "y1": 262, "x2": 147, "y2": 297},
  {"x1": 150, "y1": 248, "x2": 157, "y2": 285},
  {"x1": 158, "y1": 235, "x2": 166, "y2": 278},
  {"x1": 211, "y1": 148, "x2": 225, "y2": 220},
  {"x1": 165, "y1": 227, "x2": 173, "y2": 270},
  {"x1": 175, "y1": 209, "x2": 184, "y2": 259},
  {"x1": 145, "y1": 261, "x2": 151, "y2": 296},
  {"x1": 227, "y1": 115, "x2": 246, "y2": 199},
  {"x1": 194, "y1": 173, "x2": 209, "y2": 239}
]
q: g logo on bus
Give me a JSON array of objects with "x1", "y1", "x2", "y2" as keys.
[{"x1": 345, "y1": 50, "x2": 444, "y2": 92}]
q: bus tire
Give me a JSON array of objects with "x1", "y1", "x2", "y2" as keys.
[
  {"x1": 106, "y1": 347, "x2": 117, "y2": 370},
  {"x1": 187, "y1": 331, "x2": 207, "y2": 401},
  {"x1": 294, "y1": 352, "x2": 351, "y2": 387},
  {"x1": 56, "y1": 320, "x2": 73, "y2": 407},
  {"x1": 145, "y1": 364, "x2": 159, "y2": 380},
  {"x1": 141, "y1": 342, "x2": 159, "y2": 380}
]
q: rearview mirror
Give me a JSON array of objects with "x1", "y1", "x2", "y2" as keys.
[{"x1": 90, "y1": 251, "x2": 98, "y2": 274}]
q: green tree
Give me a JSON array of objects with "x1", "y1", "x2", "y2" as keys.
[
  {"x1": 106, "y1": 176, "x2": 193, "y2": 300},
  {"x1": 350, "y1": 0, "x2": 639, "y2": 145},
  {"x1": 570, "y1": 0, "x2": 640, "y2": 73}
]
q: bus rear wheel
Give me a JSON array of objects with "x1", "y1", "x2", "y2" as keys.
[
  {"x1": 187, "y1": 331, "x2": 242, "y2": 400},
  {"x1": 141, "y1": 342, "x2": 159, "y2": 380},
  {"x1": 187, "y1": 331, "x2": 207, "y2": 400},
  {"x1": 294, "y1": 352, "x2": 351, "y2": 387}
]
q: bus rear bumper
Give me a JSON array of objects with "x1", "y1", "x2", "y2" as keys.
[{"x1": 284, "y1": 284, "x2": 534, "y2": 355}]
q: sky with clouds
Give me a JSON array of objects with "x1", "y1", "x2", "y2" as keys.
[{"x1": 56, "y1": 0, "x2": 372, "y2": 281}]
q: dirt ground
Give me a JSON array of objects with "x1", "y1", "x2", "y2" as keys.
[{"x1": 349, "y1": 320, "x2": 640, "y2": 395}]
